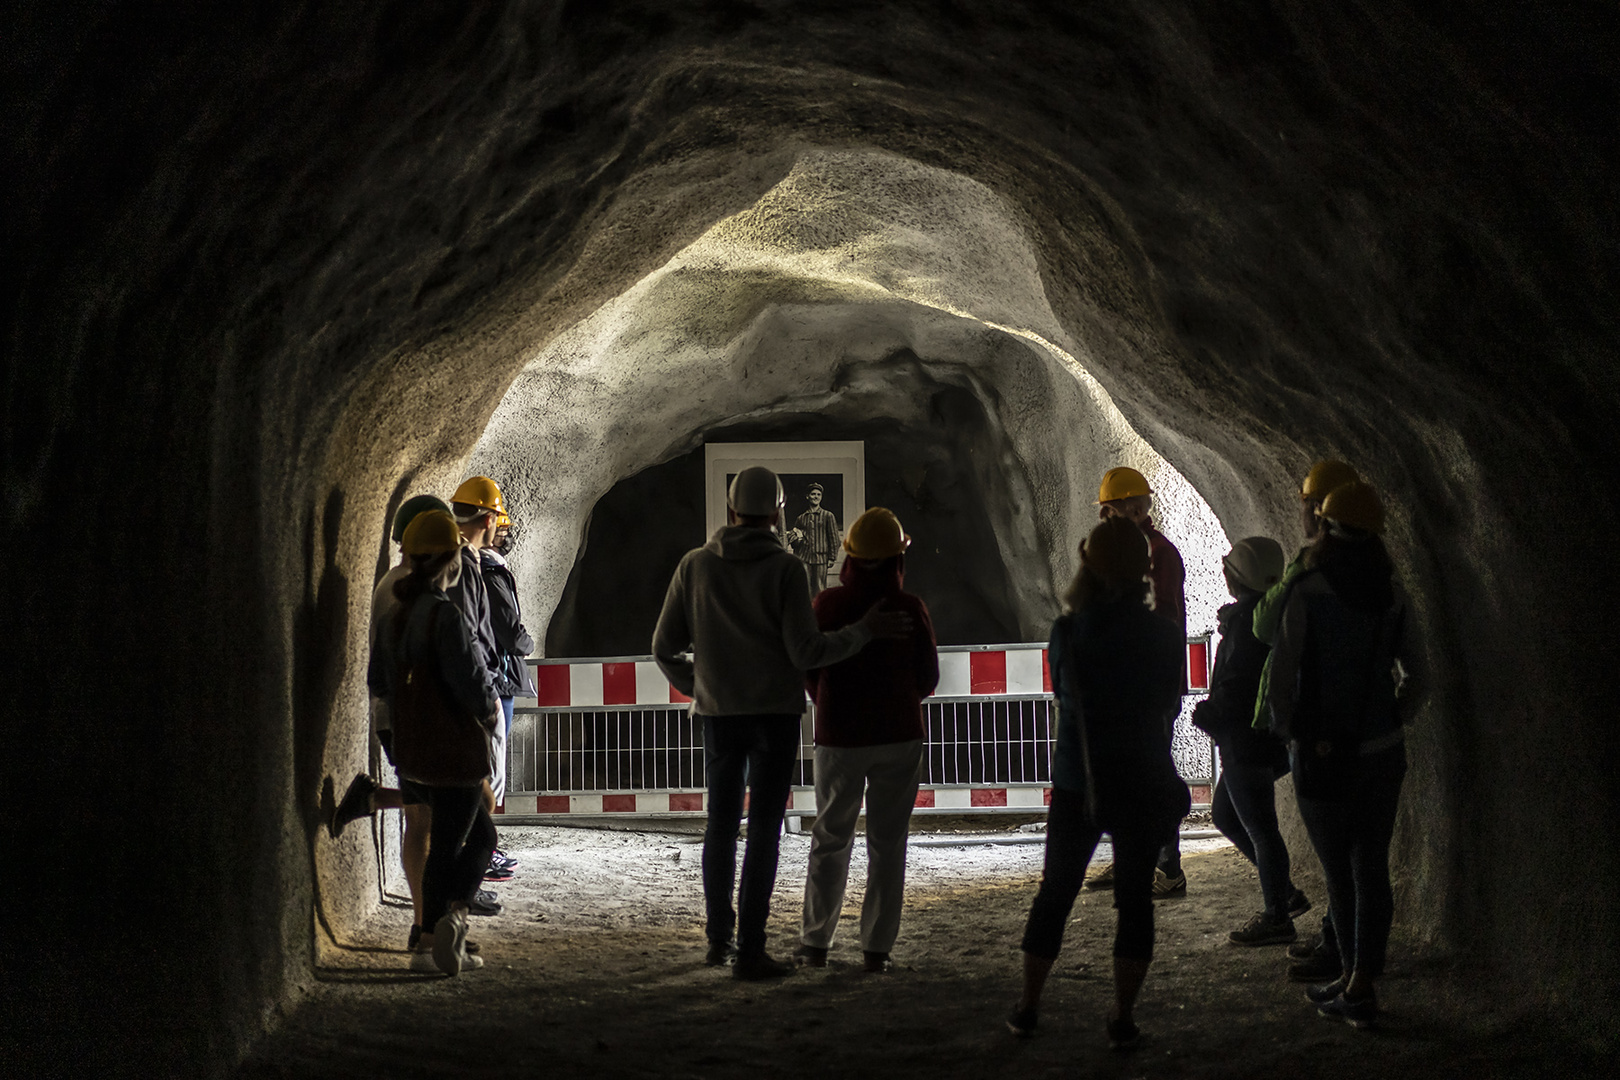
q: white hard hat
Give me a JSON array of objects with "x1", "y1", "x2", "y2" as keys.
[
  {"x1": 727, "y1": 466, "x2": 784, "y2": 517},
  {"x1": 1222, "y1": 536, "x2": 1286, "y2": 592}
]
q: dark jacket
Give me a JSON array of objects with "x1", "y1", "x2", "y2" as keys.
[
  {"x1": 481, "y1": 548, "x2": 534, "y2": 698},
  {"x1": 367, "y1": 588, "x2": 500, "y2": 729},
  {"x1": 446, "y1": 546, "x2": 500, "y2": 684},
  {"x1": 1192, "y1": 593, "x2": 1287, "y2": 773},
  {"x1": 805, "y1": 556, "x2": 939, "y2": 748},
  {"x1": 1048, "y1": 596, "x2": 1187, "y2": 830}
]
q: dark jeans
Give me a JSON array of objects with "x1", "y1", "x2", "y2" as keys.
[
  {"x1": 422, "y1": 784, "x2": 497, "y2": 930},
  {"x1": 701, "y1": 713, "x2": 799, "y2": 955},
  {"x1": 1212, "y1": 757, "x2": 1295, "y2": 918},
  {"x1": 1296, "y1": 747, "x2": 1406, "y2": 981},
  {"x1": 1022, "y1": 787, "x2": 1169, "y2": 961}
]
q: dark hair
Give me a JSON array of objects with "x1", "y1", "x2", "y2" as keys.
[
  {"x1": 392, "y1": 549, "x2": 458, "y2": 603},
  {"x1": 1061, "y1": 563, "x2": 1151, "y2": 614},
  {"x1": 1306, "y1": 531, "x2": 1394, "y2": 613}
]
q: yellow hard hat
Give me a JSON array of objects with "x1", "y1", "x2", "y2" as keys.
[
  {"x1": 1096, "y1": 466, "x2": 1151, "y2": 504},
  {"x1": 1319, "y1": 481, "x2": 1384, "y2": 535},
  {"x1": 1300, "y1": 460, "x2": 1359, "y2": 503},
  {"x1": 1081, "y1": 517, "x2": 1150, "y2": 582},
  {"x1": 844, "y1": 508, "x2": 911, "y2": 559},
  {"x1": 451, "y1": 476, "x2": 506, "y2": 517},
  {"x1": 401, "y1": 509, "x2": 467, "y2": 556}
]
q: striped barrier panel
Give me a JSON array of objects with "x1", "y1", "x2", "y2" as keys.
[{"x1": 499, "y1": 641, "x2": 1214, "y2": 820}]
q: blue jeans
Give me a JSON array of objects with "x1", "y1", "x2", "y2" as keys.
[
  {"x1": 1212, "y1": 757, "x2": 1296, "y2": 918},
  {"x1": 701, "y1": 713, "x2": 800, "y2": 955},
  {"x1": 1296, "y1": 747, "x2": 1405, "y2": 980}
]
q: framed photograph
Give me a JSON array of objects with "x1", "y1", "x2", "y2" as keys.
[{"x1": 705, "y1": 441, "x2": 865, "y2": 595}]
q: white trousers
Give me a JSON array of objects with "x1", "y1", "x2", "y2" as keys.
[{"x1": 800, "y1": 739, "x2": 923, "y2": 954}]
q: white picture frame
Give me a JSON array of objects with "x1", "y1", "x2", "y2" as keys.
[{"x1": 704, "y1": 441, "x2": 866, "y2": 587}]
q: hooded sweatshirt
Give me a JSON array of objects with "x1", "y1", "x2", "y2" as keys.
[
  {"x1": 805, "y1": 556, "x2": 939, "y2": 747},
  {"x1": 653, "y1": 524, "x2": 873, "y2": 717}
]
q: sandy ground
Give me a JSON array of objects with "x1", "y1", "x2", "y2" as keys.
[{"x1": 241, "y1": 821, "x2": 1609, "y2": 1079}]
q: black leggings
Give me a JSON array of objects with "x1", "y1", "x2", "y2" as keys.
[
  {"x1": 1021, "y1": 787, "x2": 1168, "y2": 961},
  {"x1": 422, "y1": 783, "x2": 497, "y2": 930}
]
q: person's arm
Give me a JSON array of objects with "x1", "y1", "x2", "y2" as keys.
[
  {"x1": 436, "y1": 602, "x2": 501, "y2": 725},
  {"x1": 487, "y1": 572, "x2": 535, "y2": 657},
  {"x1": 652, "y1": 559, "x2": 697, "y2": 696},
  {"x1": 804, "y1": 591, "x2": 834, "y2": 699},
  {"x1": 780, "y1": 560, "x2": 873, "y2": 670},
  {"x1": 1392, "y1": 586, "x2": 1427, "y2": 722},
  {"x1": 1265, "y1": 584, "x2": 1311, "y2": 738}
]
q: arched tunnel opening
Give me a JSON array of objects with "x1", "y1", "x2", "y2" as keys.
[{"x1": 7, "y1": 3, "x2": 1619, "y2": 1077}]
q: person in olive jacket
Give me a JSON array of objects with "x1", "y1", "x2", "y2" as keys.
[
  {"x1": 1192, "y1": 536, "x2": 1309, "y2": 947},
  {"x1": 796, "y1": 509, "x2": 939, "y2": 974}
]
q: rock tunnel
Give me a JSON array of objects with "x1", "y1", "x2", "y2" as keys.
[{"x1": 7, "y1": 1, "x2": 1618, "y2": 1074}]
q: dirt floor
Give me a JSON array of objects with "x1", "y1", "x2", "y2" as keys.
[{"x1": 240, "y1": 821, "x2": 1611, "y2": 1079}]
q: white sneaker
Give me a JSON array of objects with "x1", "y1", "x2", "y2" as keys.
[
  {"x1": 458, "y1": 952, "x2": 484, "y2": 972},
  {"x1": 409, "y1": 948, "x2": 439, "y2": 973},
  {"x1": 432, "y1": 910, "x2": 469, "y2": 976}
]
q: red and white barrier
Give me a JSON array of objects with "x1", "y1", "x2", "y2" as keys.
[{"x1": 528, "y1": 640, "x2": 1208, "y2": 708}]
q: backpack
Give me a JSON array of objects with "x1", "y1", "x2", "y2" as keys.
[{"x1": 390, "y1": 594, "x2": 495, "y2": 786}]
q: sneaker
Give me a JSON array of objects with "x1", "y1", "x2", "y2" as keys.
[
  {"x1": 705, "y1": 940, "x2": 738, "y2": 967},
  {"x1": 407, "y1": 924, "x2": 423, "y2": 951},
  {"x1": 733, "y1": 952, "x2": 794, "y2": 981},
  {"x1": 456, "y1": 952, "x2": 485, "y2": 972},
  {"x1": 1229, "y1": 912, "x2": 1297, "y2": 946},
  {"x1": 490, "y1": 849, "x2": 519, "y2": 871},
  {"x1": 1318, "y1": 990, "x2": 1377, "y2": 1028},
  {"x1": 484, "y1": 865, "x2": 515, "y2": 882},
  {"x1": 1006, "y1": 1006, "x2": 1038, "y2": 1037},
  {"x1": 1151, "y1": 868, "x2": 1187, "y2": 899},
  {"x1": 1306, "y1": 977, "x2": 1349, "y2": 1005},
  {"x1": 862, "y1": 951, "x2": 892, "y2": 974},
  {"x1": 431, "y1": 910, "x2": 469, "y2": 976},
  {"x1": 409, "y1": 948, "x2": 439, "y2": 973},
  {"x1": 468, "y1": 891, "x2": 502, "y2": 917},
  {"x1": 1288, "y1": 932, "x2": 1325, "y2": 960},
  {"x1": 1289, "y1": 950, "x2": 1344, "y2": 983},
  {"x1": 793, "y1": 944, "x2": 828, "y2": 968},
  {"x1": 1286, "y1": 889, "x2": 1312, "y2": 919},
  {"x1": 1085, "y1": 862, "x2": 1116, "y2": 890},
  {"x1": 1106, "y1": 1014, "x2": 1140, "y2": 1051},
  {"x1": 329, "y1": 773, "x2": 377, "y2": 838}
]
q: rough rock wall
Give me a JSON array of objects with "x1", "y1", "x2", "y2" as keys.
[{"x1": 6, "y1": 1, "x2": 1617, "y2": 1072}]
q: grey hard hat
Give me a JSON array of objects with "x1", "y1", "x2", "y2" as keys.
[
  {"x1": 728, "y1": 466, "x2": 784, "y2": 516},
  {"x1": 1222, "y1": 536, "x2": 1286, "y2": 592}
]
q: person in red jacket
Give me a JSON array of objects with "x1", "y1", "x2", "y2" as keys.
[
  {"x1": 795, "y1": 508, "x2": 940, "y2": 973},
  {"x1": 1088, "y1": 467, "x2": 1190, "y2": 898}
]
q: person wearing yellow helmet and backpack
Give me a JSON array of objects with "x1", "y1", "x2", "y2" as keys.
[
  {"x1": 367, "y1": 509, "x2": 502, "y2": 976},
  {"x1": 1264, "y1": 482, "x2": 1425, "y2": 1029},
  {"x1": 1252, "y1": 460, "x2": 1359, "y2": 981}
]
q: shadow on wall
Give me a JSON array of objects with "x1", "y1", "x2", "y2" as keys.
[{"x1": 546, "y1": 400, "x2": 1029, "y2": 657}]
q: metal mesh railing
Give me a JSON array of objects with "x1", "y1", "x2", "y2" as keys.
[{"x1": 923, "y1": 696, "x2": 1054, "y2": 786}]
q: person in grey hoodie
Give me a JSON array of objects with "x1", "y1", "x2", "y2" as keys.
[{"x1": 653, "y1": 466, "x2": 910, "y2": 981}]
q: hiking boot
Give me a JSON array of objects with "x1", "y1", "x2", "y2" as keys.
[
  {"x1": 733, "y1": 952, "x2": 794, "y2": 981},
  {"x1": 1288, "y1": 932, "x2": 1325, "y2": 960},
  {"x1": 863, "y1": 951, "x2": 893, "y2": 974},
  {"x1": 1085, "y1": 862, "x2": 1116, "y2": 890},
  {"x1": 1286, "y1": 888, "x2": 1312, "y2": 919},
  {"x1": 1006, "y1": 1006, "x2": 1038, "y2": 1037},
  {"x1": 1318, "y1": 990, "x2": 1378, "y2": 1028},
  {"x1": 793, "y1": 944, "x2": 828, "y2": 968},
  {"x1": 1151, "y1": 868, "x2": 1187, "y2": 899},
  {"x1": 1229, "y1": 912, "x2": 1297, "y2": 946},
  {"x1": 1306, "y1": 977, "x2": 1349, "y2": 1004},
  {"x1": 1106, "y1": 1014, "x2": 1140, "y2": 1051},
  {"x1": 330, "y1": 773, "x2": 377, "y2": 838},
  {"x1": 705, "y1": 940, "x2": 738, "y2": 967}
]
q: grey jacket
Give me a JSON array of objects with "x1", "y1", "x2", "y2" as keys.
[{"x1": 653, "y1": 525, "x2": 873, "y2": 716}]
